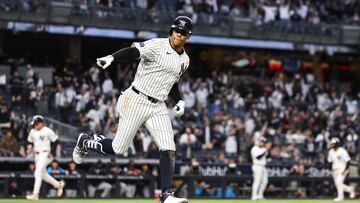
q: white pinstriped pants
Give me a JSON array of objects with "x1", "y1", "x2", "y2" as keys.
[
  {"x1": 251, "y1": 164, "x2": 268, "y2": 200},
  {"x1": 112, "y1": 87, "x2": 175, "y2": 155},
  {"x1": 332, "y1": 169, "x2": 352, "y2": 199},
  {"x1": 33, "y1": 152, "x2": 60, "y2": 195}
]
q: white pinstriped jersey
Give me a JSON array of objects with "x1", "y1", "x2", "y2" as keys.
[
  {"x1": 251, "y1": 145, "x2": 267, "y2": 166},
  {"x1": 131, "y1": 38, "x2": 190, "y2": 101},
  {"x1": 327, "y1": 147, "x2": 351, "y2": 171},
  {"x1": 27, "y1": 127, "x2": 58, "y2": 152}
]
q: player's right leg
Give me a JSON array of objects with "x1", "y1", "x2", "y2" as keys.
[
  {"x1": 333, "y1": 172, "x2": 344, "y2": 201},
  {"x1": 27, "y1": 153, "x2": 47, "y2": 200},
  {"x1": 251, "y1": 165, "x2": 261, "y2": 200}
]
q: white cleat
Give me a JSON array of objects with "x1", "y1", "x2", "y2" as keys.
[
  {"x1": 160, "y1": 190, "x2": 188, "y2": 203},
  {"x1": 56, "y1": 180, "x2": 65, "y2": 197},
  {"x1": 26, "y1": 194, "x2": 39, "y2": 200},
  {"x1": 72, "y1": 133, "x2": 89, "y2": 164},
  {"x1": 333, "y1": 197, "x2": 344, "y2": 201},
  {"x1": 350, "y1": 186, "x2": 356, "y2": 199}
]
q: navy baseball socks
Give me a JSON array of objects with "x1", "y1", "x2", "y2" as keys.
[
  {"x1": 83, "y1": 134, "x2": 116, "y2": 155},
  {"x1": 159, "y1": 151, "x2": 188, "y2": 203},
  {"x1": 73, "y1": 133, "x2": 115, "y2": 163}
]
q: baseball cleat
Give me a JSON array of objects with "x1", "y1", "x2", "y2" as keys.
[
  {"x1": 56, "y1": 180, "x2": 65, "y2": 197},
  {"x1": 333, "y1": 197, "x2": 344, "y2": 201},
  {"x1": 160, "y1": 190, "x2": 188, "y2": 203},
  {"x1": 350, "y1": 186, "x2": 355, "y2": 199},
  {"x1": 72, "y1": 133, "x2": 90, "y2": 164},
  {"x1": 26, "y1": 193, "x2": 39, "y2": 200}
]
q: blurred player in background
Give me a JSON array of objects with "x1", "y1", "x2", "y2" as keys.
[
  {"x1": 26, "y1": 115, "x2": 64, "y2": 200},
  {"x1": 327, "y1": 137, "x2": 355, "y2": 201},
  {"x1": 251, "y1": 136, "x2": 271, "y2": 200}
]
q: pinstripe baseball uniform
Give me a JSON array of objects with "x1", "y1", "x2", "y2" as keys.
[
  {"x1": 27, "y1": 126, "x2": 61, "y2": 196},
  {"x1": 328, "y1": 146, "x2": 354, "y2": 200},
  {"x1": 112, "y1": 38, "x2": 189, "y2": 155},
  {"x1": 251, "y1": 144, "x2": 268, "y2": 200}
]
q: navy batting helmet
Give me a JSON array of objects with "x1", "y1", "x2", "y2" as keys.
[
  {"x1": 170, "y1": 16, "x2": 192, "y2": 35},
  {"x1": 330, "y1": 137, "x2": 340, "y2": 147},
  {"x1": 31, "y1": 115, "x2": 44, "y2": 127}
]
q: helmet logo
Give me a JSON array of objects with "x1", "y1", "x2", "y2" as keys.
[{"x1": 178, "y1": 20, "x2": 186, "y2": 27}]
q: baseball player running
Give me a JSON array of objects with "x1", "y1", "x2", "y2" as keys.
[
  {"x1": 327, "y1": 137, "x2": 355, "y2": 201},
  {"x1": 73, "y1": 16, "x2": 192, "y2": 203},
  {"x1": 26, "y1": 115, "x2": 64, "y2": 200},
  {"x1": 251, "y1": 137, "x2": 271, "y2": 200}
]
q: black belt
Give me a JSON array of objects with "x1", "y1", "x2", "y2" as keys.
[
  {"x1": 132, "y1": 86, "x2": 158, "y2": 103},
  {"x1": 35, "y1": 150, "x2": 49, "y2": 155}
]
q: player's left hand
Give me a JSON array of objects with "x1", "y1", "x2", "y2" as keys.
[
  {"x1": 173, "y1": 100, "x2": 185, "y2": 117},
  {"x1": 96, "y1": 55, "x2": 114, "y2": 69},
  {"x1": 342, "y1": 170, "x2": 349, "y2": 176}
]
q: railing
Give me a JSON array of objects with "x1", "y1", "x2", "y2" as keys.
[
  {"x1": 45, "y1": 117, "x2": 79, "y2": 142},
  {"x1": 0, "y1": 0, "x2": 359, "y2": 45},
  {"x1": 0, "y1": 172, "x2": 358, "y2": 198}
]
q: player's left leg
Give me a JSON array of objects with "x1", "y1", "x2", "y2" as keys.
[
  {"x1": 339, "y1": 173, "x2": 355, "y2": 198},
  {"x1": 258, "y1": 167, "x2": 268, "y2": 199},
  {"x1": 42, "y1": 173, "x2": 65, "y2": 197},
  {"x1": 145, "y1": 104, "x2": 187, "y2": 203}
]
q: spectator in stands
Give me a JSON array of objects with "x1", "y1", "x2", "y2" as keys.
[
  {"x1": 145, "y1": 142, "x2": 159, "y2": 159},
  {"x1": 0, "y1": 131, "x2": 18, "y2": 157},
  {"x1": 9, "y1": 70, "x2": 23, "y2": 107},
  {"x1": 0, "y1": 71, "x2": 6, "y2": 94},
  {"x1": 0, "y1": 96, "x2": 11, "y2": 129},
  {"x1": 179, "y1": 126, "x2": 197, "y2": 160},
  {"x1": 101, "y1": 71, "x2": 113, "y2": 97},
  {"x1": 194, "y1": 181, "x2": 213, "y2": 197},
  {"x1": 65, "y1": 161, "x2": 79, "y2": 197},
  {"x1": 185, "y1": 158, "x2": 202, "y2": 175},
  {"x1": 87, "y1": 160, "x2": 112, "y2": 197},
  {"x1": 106, "y1": 159, "x2": 127, "y2": 197},
  {"x1": 47, "y1": 160, "x2": 67, "y2": 174},
  {"x1": 46, "y1": 159, "x2": 67, "y2": 197},
  {"x1": 8, "y1": 179, "x2": 23, "y2": 197}
]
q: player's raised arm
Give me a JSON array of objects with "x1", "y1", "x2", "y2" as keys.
[{"x1": 96, "y1": 47, "x2": 140, "y2": 69}]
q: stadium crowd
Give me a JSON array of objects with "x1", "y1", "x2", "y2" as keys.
[
  {"x1": 0, "y1": 48, "x2": 359, "y2": 198},
  {"x1": 1, "y1": 0, "x2": 360, "y2": 25},
  {"x1": 0, "y1": 53, "x2": 359, "y2": 166}
]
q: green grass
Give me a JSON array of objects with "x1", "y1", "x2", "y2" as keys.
[{"x1": 0, "y1": 199, "x2": 360, "y2": 203}]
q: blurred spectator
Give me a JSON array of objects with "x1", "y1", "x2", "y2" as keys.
[
  {"x1": 87, "y1": 160, "x2": 112, "y2": 197},
  {"x1": 65, "y1": 161, "x2": 79, "y2": 197},
  {"x1": 185, "y1": 158, "x2": 202, "y2": 175},
  {"x1": 179, "y1": 127, "x2": 197, "y2": 160},
  {"x1": 9, "y1": 179, "x2": 23, "y2": 197},
  {"x1": 9, "y1": 71, "x2": 23, "y2": 107},
  {"x1": 47, "y1": 160, "x2": 67, "y2": 174},
  {"x1": 0, "y1": 131, "x2": 18, "y2": 156}
]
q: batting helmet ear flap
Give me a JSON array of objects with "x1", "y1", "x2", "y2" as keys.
[{"x1": 169, "y1": 28, "x2": 173, "y2": 36}]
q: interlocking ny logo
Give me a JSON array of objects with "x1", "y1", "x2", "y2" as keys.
[
  {"x1": 179, "y1": 20, "x2": 186, "y2": 27},
  {"x1": 179, "y1": 63, "x2": 187, "y2": 75}
]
